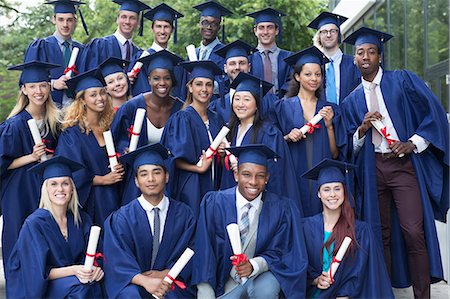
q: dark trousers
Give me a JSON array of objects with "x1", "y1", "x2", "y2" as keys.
[{"x1": 376, "y1": 154, "x2": 430, "y2": 299}]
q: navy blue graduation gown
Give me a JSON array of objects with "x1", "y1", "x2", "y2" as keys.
[
  {"x1": 303, "y1": 214, "x2": 394, "y2": 298},
  {"x1": 272, "y1": 97, "x2": 347, "y2": 217},
  {"x1": 0, "y1": 110, "x2": 57, "y2": 271},
  {"x1": 341, "y1": 70, "x2": 449, "y2": 287},
  {"x1": 111, "y1": 94, "x2": 184, "y2": 205},
  {"x1": 55, "y1": 125, "x2": 121, "y2": 226},
  {"x1": 209, "y1": 92, "x2": 278, "y2": 125},
  {"x1": 23, "y1": 36, "x2": 84, "y2": 105},
  {"x1": 192, "y1": 188, "x2": 307, "y2": 298},
  {"x1": 160, "y1": 106, "x2": 224, "y2": 218},
  {"x1": 249, "y1": 49, "x2": 292, "y2": 98},
  {"x1": 6, "y1": 209, "x2": 102, "y2": 298},
  {"x1": 338, "y1": 54, "x2": 361, "y2": 101},
  {"x1": 103, "y1": 198, "x2": 196, "y2": 298},
  {"x1": 79, "y1": 35, "x2": 140, "y2": 72},
  {"x1": 219, "y1": 122, "x2": 302, "y2": 213}
]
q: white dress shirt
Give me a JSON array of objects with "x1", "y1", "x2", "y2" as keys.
[
  {"x1": 150, "y1": 42, "x2": 165, "y2": 52},
  {"x1": 137, "y1": 195, "x2": 169, "y2": 242},
  {"x1": 326, "y1": 49, "x2": 343, "y2": 103},
  {"x1": 114, "y1": 30, "x2": 133, "y2": 60}
]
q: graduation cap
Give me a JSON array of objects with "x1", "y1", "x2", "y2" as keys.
[
  {"x1": 230, "y1": 72, "x2": 273, "y2": 101},
  {"x1": 120, "y1": 143, "x2": 169, "y2": 172},
  {"x1": 138, "y1": 49, "x2": 183, "y2": 76},
  {"x1": 113, "y1": 0, "x2": 152, "y2": 36},
  {"x1": 193, "y1": 0, "x2": 232, "y2": 42},
  {"x1": 180, "y1": 60, "x2": 224, "y2": 81},
  {"x1": 66, "y1": 69, "x2": 105, "y2": 98},
  {"x1": 246, "y1": 8, "x2": 286, "y2": 43},
  {"x1": 98, "y1": 57, "x2": 130, "y2": 78},
  {"x1": 45, "y1": 0, "x2": 89, "y2": 35},
  {"x1": 214, "y1": 39, "x2": 256, "y2": 61},
  {"x1": 284, "y1": 46, "x2": 330, "y2": 68},
  {"x1": 228, "y1": 144, "x2": 278, "y2": 168},
  {"x1": 307, "y1": 12, "x2": 348, "y2": 43},
  {"x1": 143, "y1": 3, "x2": 183, "y2": 44},
  {"x1": 8, "y1": 60, "x2": 60, "y2": 84},
  {"x1": 28, "y1": 156, "x2": 84, "y2": 181},
  {"x1": 343, "y1": 27, "x2": 393, "y2": 52}
]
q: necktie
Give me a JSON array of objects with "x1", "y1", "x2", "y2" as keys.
[
  {"x1": 151, "y1": 207, "x2": 160, "y2": 268},
  {"x1": 125, "y1": 40, "x2": 131, "y2": 61},
  {"x1": 263, "y1": 50, "x2": 273, "y2": 84},
  {"x1": 63, "y1": 41, "x2": 71, "y2": 68},
  {"x1": 369, "y1": 83, "x2": 382, "y2": 146},
  {"x1": 239, "y1": 203, "x2": 252, "y2": 245},
  {"x1": 200, "y1": 48, "x2": 207, "y2": 60},
  {"x1": 326, "y1": 59, "x2": 337, "y2": 104}
]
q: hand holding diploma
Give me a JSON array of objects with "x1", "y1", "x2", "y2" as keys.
[
  {"x1": 328, "y1": 236, "x2": 352, "y2": 283},
  {"x1": 27, "y1": 119, "x2": 48, "y2": 161},
  {"x1": 103, "y1": 130, "x2": 119, "y2": 171},
  {"x1": 64, "y1": 47, "x2": 80, "y2": 78},
  {"x1": 300, "y1": 113, "x2": 323, "y2": 135},
  {"x1": 196, "y1": 126, "x2": 230, "y2": 167},
  {"x1": 370, "y1": 120, "x2": 405, "y2": 157},
  {"x1": 227, "y1": 224, "x2": 248, "y2": 284},
  {"x1": 129, "y1": 50, "x2": 151, "y2": 81},
  {"x1": 222, "y1": 138, "x2": 238, "y2": 171},
  {"x1": 128, "y1": 108, "x2": 146, "y2": 152},
  {"x1": 81, "y1": 226, "x2": 102, "y2": 283}
]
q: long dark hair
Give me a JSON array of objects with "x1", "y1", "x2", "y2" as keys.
[
  {"x1": 285, "y1": 64, "x2": 324, "y2": 99},
  {"x1": 321, "y1": 185, "x2": 357, "y2": 260},
  {"x1": 226, "y1": 90, "x2": 263, "y2": 144}
]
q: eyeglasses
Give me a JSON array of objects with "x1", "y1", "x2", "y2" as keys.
[
  {"x1": 200, "y1": 20, "x2": 220, "y2": 30},
  {"x1": 319, "y1": 29, "x2": 339, "y2": 36}
]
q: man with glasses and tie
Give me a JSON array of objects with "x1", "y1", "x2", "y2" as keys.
[
  {"x1": 193, "y1": 145, "x2": 307, "y2": 299},
  {"x1": 341, "y1": 27, "x2": 449, "y2": 299},
  {"x1": 308, "y1": 12, "x2": 360, "y2": 105},
  {"x1": 103, "y1": 144, "x2": 196, "y2": 299},
  {"x1": 23, "y1": 0, "x2": 88, "y2": 107}
]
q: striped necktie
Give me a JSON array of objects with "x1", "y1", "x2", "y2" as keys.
[
  {"x1": 151, "y1": 207, "x2": 160, "y2": 268},
  {"x1": 239, "y1": 203, "x2": 252, "y2": 245}
]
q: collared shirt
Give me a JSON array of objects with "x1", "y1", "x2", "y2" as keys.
[
  {"x1": 353, "y1": 67, "x2": 429, "y2": 154},
  {"x1": 326, "y1": 48, "x2": 343, "y2": 103},
  {"x1": 53, "y1": 31, "x2": 73, "y2": 53},
  {"x1": 114, "y1": 30, "x2": 133, "y2": 60},
  {"x1": 137, "y1": 195, "x2": 170, "y2": 242},
  {"x1": 236, "y1": 187, "x2": 262, "y2": 227},
  {"x1": 151, "y1": 42, "x2": 165, "y2": 52},
  {"x1": 257, "y1": 44, "x2": 280, "y2": 92},
  {"x1": 199, "y1": 37, "x2": 220, "y2": 60}
]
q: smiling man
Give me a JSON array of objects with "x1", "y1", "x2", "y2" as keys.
[
  {"x1": 193, "y1": 144, "x2": 307, "y2": 299},
  {"x1": 104, "y1": 143, "x2": 196, "y2": 299},
  {"x1": 80, "y1": 0, "x2": 150, "y2": 72},
  {"x1": 23, "y1": 0, "x2": 88, "y2": 107},
  {"x1": 247, "y1": 8, "x2": 292, "y2": 98},
  {"x1": 341, "y1": 27, "x2": 449, "y2": 299}
]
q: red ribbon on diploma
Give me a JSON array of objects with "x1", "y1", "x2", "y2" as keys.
[
  {"x1": 64, "y1": 65, "x2": 79, "y2": 76},
  {"x1": 108, "y1": 153, "x2": 121, "y2": 159},
  {"x1": 231, "y1": 253, "x2": 248, "y2": 267},
  {"x1": 127, "y1": 125, "x2": 140, "y2": 138},
  {"x1": 85, "y1": 252, "x2": 105, "y2": 267},
  {"x1": 42, "y1": 138, "x2": 55, "y2": 154},
  {"x1": 306, "y1": 122, "x2": 321, "y2": 134},
  {"x1": 165, "y1": 274, "x2": 187, "y2": 290},
  {"x1": 206, "y1": 146, "x2": 221, "y2": 163},
  {"x1": 130, "y1": 68, "x2": 141, "y2": 78},
  {"x1": 329, "y1": 256, "x2": 341, "y2": 284},
  {"x1": 380, "y1": 127, "x2": 396, "y2": 145}
]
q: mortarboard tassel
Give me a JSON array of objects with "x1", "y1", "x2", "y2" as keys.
[
  {"x1": 78, "y1": 7, "x2": 89, "y2": 36},
  {"x1": 174, "y1": 16, "x2": 178, "y2": 44},
  {"x1": 139, "y1": 11, "x2": 144, "y2": 36},
  {"x1": 337, "y1": 16, "x2": 342, "y2": 43},
  {"x1": 221, "y1": 20, "x2": 225, "y2": 43},
  {"x1": 278, "y1": 14, "x2": 282, "y2": 44}
]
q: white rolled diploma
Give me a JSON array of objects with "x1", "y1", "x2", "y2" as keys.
[
  {"x1": 229, "y1": 88, "x2": 236, "y2": 101},
  {"x1": 152, "y1": 248, "x2": 195, "y2": 299},
  {"x1": 129, "y1": 108, "x2": 146, "y2": 152},
  {"x1": 27, "y1": 119, "x2": 48, "y2": 161},
  {"x1": 84, "y1": 225, "x2": 101, "y2": 271},
  {"x1": 222, "y1": 138, "x2": 238, "y2": 166},
  {"x1": 329, "y1": 236, "x2": 352, "y2": 279},
  {"x1": 226, "y1": 223, "x2": 248, "y2": 284},
  {"x1": 65, "y1": 47, "x2": 80, "y2": 78},
  {"x1": 370, "y1": 120, "x2": 404, "y2": 157},
  {"x1": 103, "y1": 130, "x2": 118, "y2": 171},
  {"x1": 300, "y1": 114, "x2": 323, "y2": 135},
  {"x1": 186, "y1": 44, "x2": 198, "y2": 61},
  {"x1": 130, "y1": 50, "x2": 151, "y2": 79},
  {"x1": 196, "y1": 126, "x2": 230, "y2": 167}
]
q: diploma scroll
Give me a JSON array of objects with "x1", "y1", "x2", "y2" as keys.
[
  {"x1": 27, "y1": 119, "x2": 48, "y2": 161},
  {"x1": 226, "y1": 224, "x2": 248, "y2": 284},
  {"x1": 229, "y1": 88, "x2": 236, "y2": 100},
  {"x1": 130, "y1": 50, "x2": 151, "y2": 79},
  {"x1": 64, "y1": 47, "x2": 80, "y2": 78},
  {"x1": 128, "y1": 108, "x2": 146, "y2": 152},
  {"x1": 370, "y1": 120, "x2": 404, "y2": 157},
  {"x1": 196, "y1": 126, "x2": 230, "y2": 167},
  {"x1": 222, "y1": 138, "x2": 238, "y2": 169},
  {"x1": 103, "y1": 130, "x2": 118, "y2": 171},
  {"x1": 186, "y1": 44, "x2": 198, "y2": 61},
  {"x1": 329, "y1": 236, "x2": 352, "y2": 282},
  {"x1": 152, "y1": 248, "x2": 195, "y2": 299},
  {"x1": 300, "y1": 114, "x2": 323, "y2": 135}
]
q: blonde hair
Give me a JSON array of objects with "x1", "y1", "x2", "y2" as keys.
[
  {"x1": 182, "y1": 79, "x2": 194, "y2": 109},
  {"x1": 313, "y1": 30, "x2": 322, "y2": 49},
  {"x1": 62, "y1": 88, "x2": 114, "y2": 133},
  {"x1": 39, "y1": 177, "x2": 81, "y2": 226},
  {"x1": 8, "y1": 85, "x2": 61, "y2": 137}
]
